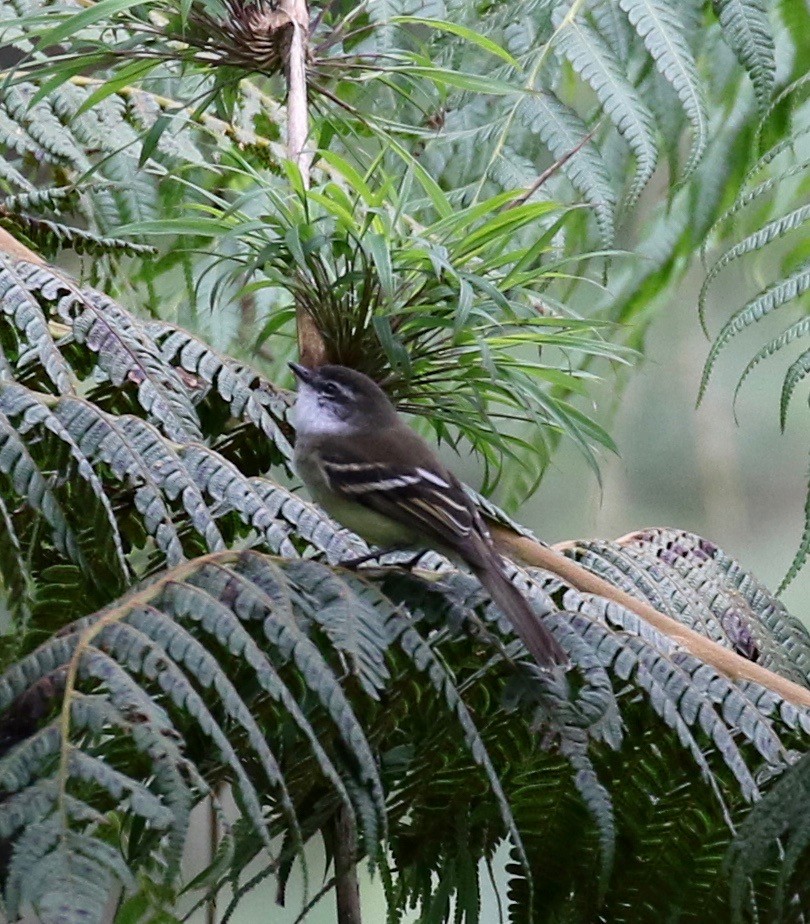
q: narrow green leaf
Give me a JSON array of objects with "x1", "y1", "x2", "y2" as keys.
[{"x1": 390, "y1": 16, "x2": 519, "y2": 67}]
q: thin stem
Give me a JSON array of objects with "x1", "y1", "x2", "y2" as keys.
[
  {"x1": 279, "y1": 0, "x2": 328, "y2": 366},
  {"x1": 334, "y1": 805, "x2": 362, "y2": 924},
  {"x1": 504, "y1": 121, "x2": 602, "y2": 211},
  {"x1": 281, "y1": 0, "x2": 313, "y2": 183}
]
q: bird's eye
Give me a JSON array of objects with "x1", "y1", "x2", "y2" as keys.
[{"x1": 321, "y1": 382, "x2": 338, "y2": 399}]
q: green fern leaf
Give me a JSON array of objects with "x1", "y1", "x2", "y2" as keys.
[
  {"x1": 0, "y1": 157, "x2": 35, "y2": 193},
  {"x1": 780, "y1": 468, "x2": 810, "y2": 594},
  {"x1": 145, "y1": 321, "x2": 294, "y2": 463},
  {"x1": 162, "y1": 578, "x2": 361, "y2": 833},
  {"x1": 517, "y1": 92, "x2": 616, "y2": 242},
  {"x1": 780, "y1": 347, "x2": 810, "y2": 431},
  {"x1": 248, "y1": 478, "x2": 367, "y2": 564},
  {"x1": 735, "y1": 319, "x2": 810, "y2": 409},
  {"x1": 67, "y1": 748, "x2": 174, "y2": 826},
  {"x1": 0, "y1": 212, "x2": 156, "y2": 258},
  {"x1": 700, "y1": 204, "x2": 810, "y2": 332},
  {"x1": 561, "y1": 582, "x2": 792, "y2": 794},
  {"x1": 13, "y1": 262, "x2": 204, "y2": 441},
  {"x1": 705, "y1": 160, "x2": 810, "y2": 258},
  {"x1": 53, "y1": 399, "x2": 194, "y2": 564},
  {"x1": 612, "y1": 528, "x2": 810, "y2": 682},
  {"x1": 85, "y1": 620, "x2": 279, "y2": 854},
  {"x1": 5, "y1": 818, "x2": 130, "y2": 924},
  {"x1": 570, "y1": 540, "x2": 747, "y2": 655},
  {"x1": 699, "y1": 261, "x2": 810, "y2": 403},
  {"x1": 230, "y1": 553, "x2": 387, "y2": 828},
  {"x1": 286, "y1": 563, "x2": 392, "y2": 699},
  {"x1": 590, "y1": 0, "x2": 634, "y2": 63},
  {"x1": 0, "y1": 492, "x2": 31, "y2": 625},
  {"x1": 0, "y1": 402, "x2": 84, "y2": 568},
  {"x1": 617, "y1": 0, "x2": 708, "y2": 175},
  {"x1": 0, "y1": 384, "x2": 129, "y2": 581},
  {"x1": 0, "y1": 259, "x2": 74, "y2": 395},
  {"x1": 117, "y1": 606, "x2": 302, "y2": 836},
  {"x1": 3, "y1": 185, "x2": 76, "y2": 214},
  {"x1": 381, "y1": 580, "x2": 533, "y2": 887},
  {"x1": 562, "y1": 743, "x2": 615, "y2": 896},
  {"x1": 712, "y1": 0, "x2": 776, "y2": 114},
  {"x1": 552, "y1": 5, "x2": 658, "y2": 206},
  {"x1": 726, "y1": 752, "x2": 810, "y2": 920},
  {"x1": 2, "y1": 84, "x2": 90, "y2": 171},
  {"x1": 178, "y1": 445, "x2": 300, "y2": 557}
]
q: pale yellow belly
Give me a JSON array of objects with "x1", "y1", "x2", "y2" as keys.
[
  {"x1": 296, "y1": 449, "x2": 420, "y2": 548},
  {"x1": 318, "y1": 491, "x2": 418, "y2": 548}
]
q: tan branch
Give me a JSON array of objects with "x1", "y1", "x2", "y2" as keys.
[
  {"x1": 0, "y1": 228, "x2": 44, "y2": 265},
  {"x1": 489, "y1": 526, "x2": 810, "y2": 709}
]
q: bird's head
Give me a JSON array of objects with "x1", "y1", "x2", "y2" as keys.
[{"x1": 289, "y1": 363, "x2": 399, "y2": 435}]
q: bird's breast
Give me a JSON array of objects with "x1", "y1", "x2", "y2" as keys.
[{"x1": 295, "y1": 443, "x2": 418, "y2": 548}]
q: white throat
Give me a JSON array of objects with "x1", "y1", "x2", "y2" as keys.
[{"x1": 293, "y1": 384, "x2": 355, "y2": 437}]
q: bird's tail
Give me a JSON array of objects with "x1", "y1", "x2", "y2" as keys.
[{"x1": 473, "y1": 555, "x2": 568, "y2": 668}]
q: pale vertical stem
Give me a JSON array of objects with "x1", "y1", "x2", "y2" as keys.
[
  {"x1": 282, "y1": 0, "x2": 313, "y2": 184},
  {"x1": 279, "y1": 0, "x2": 327, "y2": 366}
]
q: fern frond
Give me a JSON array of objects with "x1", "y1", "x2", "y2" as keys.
[
  {"x1": 699, "y1": 261, "x2": 810, "y2": 403},
  {"x1": 780, "y1": 468, "x2": 810, "y2": 593},
  {"x1": 0, "y1": 260, "x2": 74, "y2": 395},
  {"x1": 780, "y1": 348, "x2": 810, "y2": 431},
  {"x1": 13, "y1": 261, "x2": 203, "y2": 440},
  {"x1": 3, "y1": 186, "x2": 76, "y2": 214},
  {"x1": 713, "y1": 0, "x2": 775, "y2": 113},
  {"x1": 0, "y1": 384, "x2": 129, "y2": 581},
  {"x1": 559, "y1": 587, "x2": 758, "y2": 801},
  {"x1": 6, "y1": 820, "x2": 134, "y2": 924},
  {"x1": 517, "y1": 92, "x2": 616, "y2": 243},
  {"x1": 0, "y1": 490, "x2": 31, "y2": 635},
  {"x1": 144, "y1": 321, "x2": 294, "y2": 463},
  {"x1": 704, "y1": 159, "x2": 810, "y2": 257},
  {"x1": 734, "y1": 317, "x2": 810, "y2": 412},
  {"x1": 0, "y1": 212, "x2": 156, "y2": 259},
  {"x1": 552, "y1": 4, "x2": 658, "y2": 207},
  {"x1": 0, "y1": 401, "x2": 85, "y2": 569},
  {"x1": 726, "y1": 751, "x2": 810, "y2": 921},
  {"x1": 699, "y1": 204, "x2": 810, "y2": 332},
  {"x1": 617, "y1": 0, "x2": 708, "y2": 175},
  {"x1": 614, "y1": 527, "x2": 810, "y2": 682}
]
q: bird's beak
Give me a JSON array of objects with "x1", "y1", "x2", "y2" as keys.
[{"x1": 289, "y1": 362, "x2": 314, "y2": 385}]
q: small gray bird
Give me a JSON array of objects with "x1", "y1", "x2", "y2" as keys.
[{"x1": 290, "y1": 362, "x2": 567, "y2": 668}]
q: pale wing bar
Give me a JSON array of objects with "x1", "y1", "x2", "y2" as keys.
[{"x1": 321, "y1": 457, "x2": 476, "y2": 543}]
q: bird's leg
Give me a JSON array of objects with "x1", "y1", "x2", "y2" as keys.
[
  {"x1": 338, "y1": 548, "x2": 430, "y2": 571},
  {"x1": 397, "y1": 549, "x2": 431, "y2": 570},
  {"x1": 338, "y1": 548, "x2": 396, "y2": 570}
]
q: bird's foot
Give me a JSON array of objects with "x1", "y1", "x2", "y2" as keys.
[
  {"x1": 338, "y1": 549, "x2": 387, "y2": 570},
  {"x1": 338, "y1": 548, "x2": 429, "y2": 571}
]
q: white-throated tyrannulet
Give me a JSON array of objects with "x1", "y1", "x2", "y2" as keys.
[{"x1": 290, "y1": 362, "x2": 567, "y2": 668}]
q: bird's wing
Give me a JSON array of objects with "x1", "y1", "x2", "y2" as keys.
[{"x1": 315, "y1": 427, "x2": 486, "y2": 556}]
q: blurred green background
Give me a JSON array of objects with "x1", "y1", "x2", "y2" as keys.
[{"x1": 529, "y1": 261, "x2": 809, "y2": 624}]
